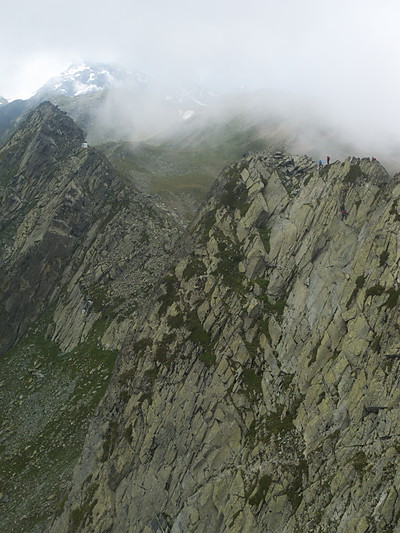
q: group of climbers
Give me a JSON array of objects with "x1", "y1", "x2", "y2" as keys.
[{"x1": 318, "y1": 155, "x2": 331, "y2": 168}]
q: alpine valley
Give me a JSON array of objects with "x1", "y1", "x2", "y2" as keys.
[{"x1": 0, "y1": 65, "x2": 399, "y2": 533}]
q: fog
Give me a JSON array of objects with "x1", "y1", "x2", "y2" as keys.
[{"x1": 1, "y1": 0, "x2": 400, "y2": 166}]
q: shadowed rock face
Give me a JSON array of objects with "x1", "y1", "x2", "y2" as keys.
[
  {"x1": 48, "y1": 151, "x2": 400, "y2": 533},
  {"x1": 0, "y1": 102, "x2": 183, "y2": 354},
  {"x1": 0, "y1": 102, "x2": 184, "y2": 533}
]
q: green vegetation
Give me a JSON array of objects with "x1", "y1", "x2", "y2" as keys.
[
  {"x1": 198, "y1": 349, "x2": 216, "y2": 367},
  {"x1": 389, "y1": 200, "x2": 400, "y2": 221},
  {"x1": 96, "y1": 198, "x2": 130, "y2": 235},
  {"x1": 365, "y1": 285, "x2": 386, "y2": 298},
  {"x1": 346, "y1": 275, "x2": 366, "y2": 309},
  {"x1": 379, "y1": 250, "x2": 389, "y2": 266},
  {"x1": 0, "y1": 219, "x2": 18, "y2": 252},
  {"x1": 258, "y1": 227, "x2": 271, "y2": 253},
  {"x1": 101, "y1": 421, "x2": 119, "y2": 462},
  {"x1": 132, "y1": 337, "x2": 152, "y2": 354},
  {"x1": 286, "y1": 458, "x2": 308, "y2": 512},
  {"x1": 248, "y1": 474, "x2": 273, "y2": 506},
  {"x1": 182, "y1": 256, "x2": 207, "y2": 281},
  {"x1": 155, "y1": 333, "x2": 176, "y2": 364},
  {"x1": 382, "y1": 288, "x2": 399, "y2": 309},
  {"x1": 187, "y1": 311, "x2": 211, "y2": 347},
  {"x1": 282, "y1": 372, "x2": 295, "y2": 390},
  {"x1": 371, "y1": 334, "x2": 382, "y2": 353},
  {"x1": 352, "y1": 450, "x2": 368, "y2": 475},
  {"x1": 119, "y1": 336, "x2": 152, "y2": 386},
  {"x1": 100, "y1": 123, "x2": 267, "y2": 210},
  {"x1": 158, "y1": 273, "x2": 179, "y2": 315},
  {"x1": 167, "y1": 312, "x2": 184, "y2": 329},
  {"x1": 215, "y1": 240, "x2": 245, "y2": 291},
  {"x1": 0, "y1": 309, "x2": 118, "y2": 533},
  {"x1": 87, "y1": 284, "x2": 109, "y2": 313},
  {"x1": 319, "y1": 165, "x2": 330, "y2": 177},
  {"x1": 344, "y1": 162, "x2": 363, "y2": 184},
  {"x1": 86, "y1": 284, "x2": 126, "y2": 322},
  {"x1": 264, "y1": 410, "x2": 295, "y2": 435},
  {"x1": 260, "y1": 294, "x2": 286, "y2": 320},
  {"x1": 256, "y1": 317, "x2": 272, "y2": 343},
  {"x1": 265, "y1": 296, "x2": 286, "y2": 318},
  {"x1": 69, "y1": 480, "x2": 99, "y2": 530},
  {"x1": 0, "y1": 163, "x2": 19, "y2": 187},
  {"x1": 150, "y1": 173, "x2": 213, "y2": 198},
  {"x1": 252, "y1": 279, "x2": 287, "y2": 319},
  {"x1": 201, "y1": 209, "x2": 216, "y2": 236},
  {"x1": 355, "y1": 275, "x2": 366, "y2": 289},
  {"x1": 242, "y1": 368, "x2": 263, "y2": 398},
  {"x1": 186, "y1": 311, "x2": 216, "y2": 367},
  {"x1": 309, "y1": 340, "x2": 322, "y2": 365},
  {"x1": 220, "y1": 171, "x2": 250, "y2": 215},
  {"x1": 363, "y1": 284, "x2": 399, "y2": 311}
]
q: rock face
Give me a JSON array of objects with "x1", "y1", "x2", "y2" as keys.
[
  {"x1": 48, "y1": 152, "x2": 400, "y2": 532},
  {"x1": 0, "y1": 102, "x2": 183, "y2": 533},
  {"x1": 0, "y1": 101, "x2": 183, "y2": 352}
]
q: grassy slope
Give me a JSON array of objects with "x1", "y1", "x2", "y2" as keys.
[
  {"x1": 0, "y1": 311, "x2": 117, "y2": 533},
  {"x1": 99, "y1": 118, "x2": 274, "y2": 205}
]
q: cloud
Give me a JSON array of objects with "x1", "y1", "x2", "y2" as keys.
[{"x1": 1, "y1": 0, "x2": 400, "y2": 162}]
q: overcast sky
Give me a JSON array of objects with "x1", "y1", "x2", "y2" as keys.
[{"x1": 1, "y1": 0, "x2": 400, "y2": 151}]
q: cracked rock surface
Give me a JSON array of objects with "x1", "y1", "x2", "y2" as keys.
[
  {"x1": 0, "y1": 102, "x2": 183, "y2": 533},
  {"x1": 48, "y1": 152, "x2": 400, "y2": 532}
]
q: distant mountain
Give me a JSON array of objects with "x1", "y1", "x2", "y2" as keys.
[
  {"x1": 99, "y1": 114, "x2": 276, "y2": 221},
  {"x1": 1, "y1": 63, "x2": 399, "y2": 175},
  {"x1": 0, "y1": 95, "x2": 8, "y2": 106},
  {"x1": 0, "y1": 99, "x2": 31, "y2": 144},
  {"x1": 166, "y1": 85, "x2": 219, "y2": 119},
  {"x1": 34, "y1": 63, "x2": 150, "y2": 99},
  {"x1": 0, "y1": 63, "x2": 217, "y2": 147}
]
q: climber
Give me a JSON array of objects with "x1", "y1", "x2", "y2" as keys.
[
  {"x1": 341, "y1": 208, "x2": 348, "y2": 221},
  {"x1": 326, "y1": 155, "x2": 330, "y2": 165},
  {"x1": 318, "y1": 159, "x2": 323, "y2": 168},
  {"x1": 371, "y1": 157, "x2": 376, "y2": 162}
]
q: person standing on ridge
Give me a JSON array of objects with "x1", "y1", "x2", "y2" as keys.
[
  {"x1": 341, "y1": 208, "x2": 348, "y2": 221},
  {"x1": 318, "y1": 159, "x2": 323, "y2": 168},
  {"x1": 326, "y1": 155, "x2": 330, "y2": 165}
]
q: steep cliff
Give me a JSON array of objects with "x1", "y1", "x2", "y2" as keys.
[
  {"x1": 48, "y1": 152, "x2": 400, "y2": 533},
  {"x1": 0, "y1": 102, "x2": 183, "y2": 533}
]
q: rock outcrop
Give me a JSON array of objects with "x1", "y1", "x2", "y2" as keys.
[
  {"x1": 48, "y1": 152, "x2": 400, "y2": 532},
  {"x1": 0, "y1": 102, "x2": 183, "y2": 533}
]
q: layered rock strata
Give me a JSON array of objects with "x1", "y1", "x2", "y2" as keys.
[
  {"x1": 49, "y1": 153, "x2": 400, "y2": 532},
  {"x1": 0, "y1": 102, "x2": 183, "y2": 533}
]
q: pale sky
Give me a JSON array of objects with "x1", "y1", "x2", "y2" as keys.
[{"x1": 1, "y1": 0, "x2": 400, "y2": 151}]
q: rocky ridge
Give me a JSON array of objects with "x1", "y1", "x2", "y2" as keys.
[
  {"x1": 0, "y1": 102, "x2": 183, "y2": 533},
  {"x1": 48, "y1": 151, "x2": 400, "y2": 533}
]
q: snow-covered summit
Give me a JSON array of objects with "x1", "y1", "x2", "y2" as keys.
[
  {"x1": 35, "y1": 63, "x2": 150, "y2": 98},
  {"x1": 0, "y1": 96, "x2": 8, "y2": 106}
]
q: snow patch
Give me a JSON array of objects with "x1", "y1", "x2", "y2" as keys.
[
  {"x1": 180, "y1": 110, "x2": 195, "y2": 120},
  {"x1": 74, "y1": 82, "x2": 102, "y2": 96},
  {"x1": 190, "y1": 95, "x2": 207, "y2": 107}
]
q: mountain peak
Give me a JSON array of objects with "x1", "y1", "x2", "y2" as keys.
[
  {"x1": 0, "y1": 101, "x2": 86, "y2": 188},
  {"x1": 11, "y1": 100, "x2": 85, "y2": 144},
  {"x1": 35, "y1": 62, "x2": 150, "y2": 98}
]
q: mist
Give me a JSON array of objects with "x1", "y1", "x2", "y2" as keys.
[
  {"x1": 1, "y1": 0, "x2": 400, "y2": 169},
  {"x1": 82, "y1": 80, "x2": 400, "y2": 174}
]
